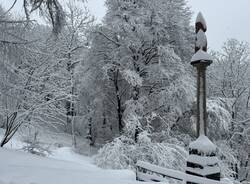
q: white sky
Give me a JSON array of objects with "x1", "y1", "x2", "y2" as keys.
[
  {"x1": 1, "y1": 0, "x2": 250, "y2": 50},
  {"x1": 188, "y1": 0, "x2": 250, "y2": 50}
]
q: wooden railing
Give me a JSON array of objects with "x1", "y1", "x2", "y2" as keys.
[{"x1": 136, "y1": 161, "x2": 231, "y2": 184}]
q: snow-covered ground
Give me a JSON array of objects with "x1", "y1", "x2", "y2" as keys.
[
  {"x1": 0, "y1": 128, "x2": 156, "y2": 184},
  {"x1": 0, "y1": 146, "x2": 143, "y2": 184}
]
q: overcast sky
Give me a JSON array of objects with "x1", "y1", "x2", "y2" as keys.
[{"x1": 1, "y1": 0, "x2": 250, "y2": 50}]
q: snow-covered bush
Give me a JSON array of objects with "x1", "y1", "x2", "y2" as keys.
[
  {"x1": 137, "y1": 131, "x2": 151, "y2": 144},
  {"x1": 216, "y1": 140, "x2": 238, "y2": 179},
  {"x1": 134, "y1": 142, "x2": 187, "y2": 171},
  {"x1": 94, "y1": 135, "x2": 187, "y2": 171},
  {"x1": 207, "y1": 98, "x2": 232, "y2": 140},
  {"x1": 22, "y1": 131, "x2": 51, "y2": 157},
  {"x1": 94, "y1": 136, "x2": 135, "y2": 169}
]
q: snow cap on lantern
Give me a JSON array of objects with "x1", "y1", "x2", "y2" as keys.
[
  {"x1": 189, "y1": 135, "x2": 217, "y2": 155},
  {"x1": 195, "y1": 12, "x2": 207, "y2": 33},
  {"x1": 191, "y1": 12, "x2": 213, "y2": 64},
  {"x1": 196, "y1": 30, "x2": 207, "y2": 50},
  {"x1": 191, "y1": 50, "x2": 213, "y2": 63},
  {"x1": 187, "y1": 134, "x2": 219, "y2": 178}
]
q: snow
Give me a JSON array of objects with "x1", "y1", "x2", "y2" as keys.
[
  {"x1": 191, "y1": 49, "x2": 213, "y2": 62},
  {"x1": 136, "y1": 172, "x2": 171, "y2": 183},
  {"x1": 136, "y1": 161, "x2": 228, "y2": 184},
  {"x1": 207, "y1": 98, "x2": 231, "y2": 133},
  {"x1": 189, "y1": 135, "x2": 217, "y2": 154},
  {"x1": 49, "y1": 147, "x2": 93, "y2": 164},
  {"x1": 0, "y1": 128, "x2": 75, "y2": 150},
  {"x1": 0, "y1": 147, "x2": 141, "y2": 184},
  {"x1": 0, "y1": 128, "x2": 143, "y2": 184},
  {"x1": 186, "y1": 165, "x2": 220, "y2": 176},
  {"x1": 122, "y1": 69, "x2": 143, "y2": 87},
  {"x1": 221, "y1": 178, "x2": 233, "y2": 184},
  {"x1": 137, "y1": 161, "x2": 184, "y2": 181},
  {"x1": 0, "y1": 129, "x2": 26, "y2": 149},
  {"x1": 196, "y1": 30, "x2": 207, "y2": 49},
  {"x1": 187, "y1": 155, "x2": 219, "y2": 166},
  {"x1": 196, "y1": 12, "x2": 207, "y2": 31}
]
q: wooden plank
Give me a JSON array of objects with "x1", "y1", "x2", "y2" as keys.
[
  {"x1": 137, "y1": 161, "x2": 184, "y2": 181},
  {"x1": 136, "y1": 161, "x2": 229, "y2": 184},
  {"x1": 137, "y1": 172, "x2": 172, "y2": 182}
]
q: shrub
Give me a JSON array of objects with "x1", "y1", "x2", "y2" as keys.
[{"x1": 94, "y1": 135, "x2": 187, "y2": 171}]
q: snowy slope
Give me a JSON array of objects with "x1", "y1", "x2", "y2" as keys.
[{"x1": 0, "y1": 147, "x2": 146, "y2": 184}]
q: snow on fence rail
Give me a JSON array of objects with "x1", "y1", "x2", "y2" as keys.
[{"x1": 136, "y1": 161, "x2": 230, "y2": 184}]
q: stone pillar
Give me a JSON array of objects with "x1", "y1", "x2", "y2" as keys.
[
  {"x1": 186, "y1": 12, "x2": 220, "y2": 183},
  {"x1": 194, "y1": 60, "x2": 209, "y2": 136}
]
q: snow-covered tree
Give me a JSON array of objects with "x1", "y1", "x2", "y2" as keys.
[
  {"x1": 47, "y1": 2, "x2": 93, "y2": 146},
  {"x1": 87, "y1": 0, "x2": 195, "y2": 144},
  {"x1": 208, "y1": 39, "x2": 250, "y2": 181},
  {"x1": 0, "y1": 2, "x2": 93, "y2": 147}
]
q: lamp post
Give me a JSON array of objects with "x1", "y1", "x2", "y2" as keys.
[{"x1": 186, "y1": 12, "x2": 220, "y2": 183}]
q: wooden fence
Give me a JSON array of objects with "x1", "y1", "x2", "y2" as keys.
[{"x1": 136, "y1": 161, "x2": 231, "y2": 184}]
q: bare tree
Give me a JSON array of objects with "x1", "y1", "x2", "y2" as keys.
[{"x1": 209, "y1": 39, "x2": 250, "y2": 181}]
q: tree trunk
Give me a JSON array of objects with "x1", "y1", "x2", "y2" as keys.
[
  {"x1": 133, "y1": 85, "x2": 140, "y2": 142},
  {"x1": 113, "y1": 70, "x2": 123, "y2": 134}
]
